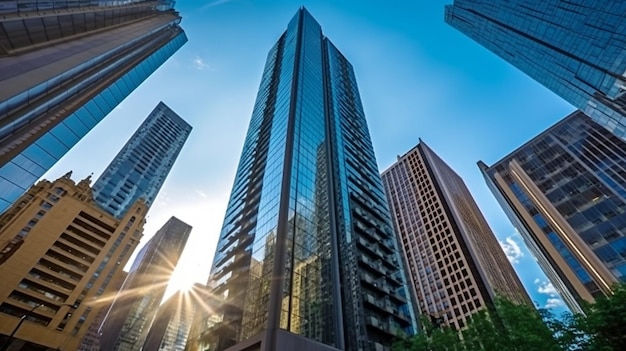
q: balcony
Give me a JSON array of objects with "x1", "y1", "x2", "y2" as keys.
[
  {"x1": 358, "y1": 254, "x2": 387, "y2": 276},
  {"x1": 357, "y1": 237, "x2": 383, "y2": 258},
  {"x1": 361, "y1": 273, "x2": 392, "y2": 295},
  {"x1": 363, "y1": 294, "x2": 395, "y2": 315},
  {"x1": 365, "y1": 314, "x2": 399, "y2": 337}
]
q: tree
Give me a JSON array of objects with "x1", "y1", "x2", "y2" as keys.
[
  {"x1": 395, "y1": 297, "x2": 560, "y2": 350},
  {"x1": 395, "y1": 284, "x2": 626, "y2": 351},
  {"x1": 579, "y1": 284, "x2": 626, "y2": 351},
  {"x1": 392, "y1": 316, "x2": 461, "y2": 351}
]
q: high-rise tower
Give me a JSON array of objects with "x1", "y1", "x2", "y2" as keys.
[
  {"x1": 188, "y1": 8, "x2": 417, "y2": 351},
  {"x1": 445, "y1": 0, "x2": 626, "y2": 138},
  {"x1": 92, "y1": 102, "x2": 191, "y2": 218},
  {"x1": 142, "y1": 283, "x2": 208, "y2": 351},
  {"x1": 382, "y1": 141, "x2": 530, "y2": 330},
  {"x1": 0, "y1": 0, "x2": 187, "y2": 212},
  {"x1": 480, "y1": 111, "x2": 626, "y2": 314},
  {"x1": 0, "y1": 173, "x2": 146, "y2": 350},
  {"x1": 99, "y1": 216, "x2": 192, "y2": 351}
]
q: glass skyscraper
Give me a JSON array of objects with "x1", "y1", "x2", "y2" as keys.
[
  {"x1": 188, "y1": 8, "x2": 417, "y2": 351},
  {"x1": 99, "y1": 216, "x2": 192, "y2": 351},
  {"x1": 0, "y1": 0, "x2": 187, "y2": 212},
  {"x1": 480, "y1": 111, "x2": 626, "y2": 314},
  {"x1": 445, "y1": 0, "x2": 626, "y2": 138},
  {"x1": 382, "y1": 141, "x2": 530, "y2": 331},
  {"x1": 92, "y1": 102, "x2": 191, "y2": 218}
]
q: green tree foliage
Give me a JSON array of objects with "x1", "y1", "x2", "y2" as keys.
[
  {"x1": 394, "y1": 283, "x2": 626, "y2": 351},
  {"x1": 579, "y1": 284, "x2": 626, "y2": 350}
]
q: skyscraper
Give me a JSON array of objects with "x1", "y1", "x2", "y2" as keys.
[
  {"x1": 382, "y1": 141, "x2": 530, "y2": 330},
  {"x1": 445, "y1": 0, "x2": 626, "y2": 138},
  {"x1": 143, "y1": 284, "x2": 207, "y2": 351},
  {"x1": 79, "y1": 271, "x2": 128, "y2": 351},
  {"x1": 0, "y1": 173, "x2": 146, "y2": 351},
  {"x1": 0, "y1": 0, "x2": 187, "y2": 212},
  {"x1": 480, "y1": 111, "x2": 626, "y2": 314},
  {"x1": 188, "y1": 8, "x2": 417, "y2": 351},
  {"x1": 92, "y1": 102, "x2": 192, "y2": 218},
  {"x1": 99, "y1": 216, "x2": 191, "y2": 351}
]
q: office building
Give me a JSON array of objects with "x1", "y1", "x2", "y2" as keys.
[
  {"x1": 382, "y1": 141, "x2": 530, "y2": 330},
  {"x1": 188, "y1": 8, "x2": 417, "y2": 351},
  {"x1": 0, "y1": 0, "x2": 187, "y2": 212},
  {"x1": 445, "y1": 0, "x2": 626, "y2": 138},
  {"x1": 100, "y1": 216, "x2": 191, "y2": 351},
  {"x1": 480, "y1": 111, "x2": 626, "y2": 314},
  {"x1": 0, "y1": 172, "x2": 145, "y2": 350},
  {"x1": 143, "y1": 284, "x2": 208, "y2": 351},
  {"x1": 92, "y1": 102, "x2": 192, "y2": 218}
]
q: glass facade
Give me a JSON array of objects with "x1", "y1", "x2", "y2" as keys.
[
  {"x1": 480, "y1": 111, "x2": 626, "y2": 314},
  {"x1": 100, "y1": 217, "x2": 192, "y2": 351},
  {"x1": 91, "y1": 102, "x2": 191, "y2": 218},
  {"x1": 0, "y1": 1, "x2": 187, "y2": 213},
  {"x1": 193, "y1": 8, "x2": 416, "y2": 351},
  {"x1": 445, "y1": 0, "x2": 626, "y2": 138},
  {"x1": 0, "y1": 1, "x2": 173, "y2": 14}
]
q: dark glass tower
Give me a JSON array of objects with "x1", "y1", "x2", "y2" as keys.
[
  {"x1": 382, "y1": 141, "x2": 531, "y2": 330},
  {"x1": 0, "y1": 0, "x2": 187, "y2": 212},
  {"x1": 99, "y1": 216, "x2": 192, "y2": 351},
  {"x1": 92, "y1": 102, "x2": 191, "y2": 218},
  {"x1": 189, "y1": 8, "x2": 417, "y2": 351},
  {"x1": 445, "y1": 0, "x2": 626, "y2": 138},
  {"x1": 480, "y1": 111, "x2": 626, "y2": 314}
]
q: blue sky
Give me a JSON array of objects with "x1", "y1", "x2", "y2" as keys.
[{"x1": 43, "y1": 0, "x2": 573, "y2": 314}]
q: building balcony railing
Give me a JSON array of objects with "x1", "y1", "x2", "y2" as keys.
[
  {"x1": 358, "y1": 254, "x2": 387, "y2": 276},
  {"x1": 364, "y1": 314, "x2": 400, "y2": 337}
]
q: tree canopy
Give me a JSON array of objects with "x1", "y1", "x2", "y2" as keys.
[{"x1": 394, "y1": 283, "x2": 626, "y2": 351}]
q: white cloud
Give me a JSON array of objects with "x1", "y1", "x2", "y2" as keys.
[
  {"x1": 535, "y1": 280, "x2": 564, "y2": 309},
  {"x1": 192, "y1": 56, "x2": 210, "y2": 71},
  {"x1": 538, "y1": 281, "x2": 558, "y2": 296},
  {"x1": 499, "y1": 236, "x2": 524, "y2": 264},
  {"x1": 545, "y1": 298, "x2": 565, "y2": 309}
]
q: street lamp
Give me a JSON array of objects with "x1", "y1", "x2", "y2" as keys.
[{"x1": 0, "y1": 303, "x2": 44, "y2": 351}]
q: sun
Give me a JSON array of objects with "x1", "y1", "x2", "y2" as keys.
[{"x1": 166, "y1": 269, "x2": 198, "y2": 296}]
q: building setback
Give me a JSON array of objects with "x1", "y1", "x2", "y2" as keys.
[
  {"x1": 382, "y1": 141, "x2": 530, "y2": 330},
  {"x1": 479, "y1": 111, "x2": 626, "y2": 314},
  {"x1": 0, "y1": 173, "x2": 146, "y2": 350},
  {"x1": 99, "y1": 216, "x2": 191, "y2": 351},
  {"x1": 92, "y1": 102, "x2": 192, "y2": 218},
  {"x1": 0, "y1": 0, "x2": 187, "y2": 212},
  {"x1": 445, "y1": 0, "x2": 626, "y2": 138},
  {"x1": 187, "y1": 7, "x2": 417, "y2": 351}
]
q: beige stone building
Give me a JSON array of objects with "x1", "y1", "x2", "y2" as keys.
[
  {"x1": 0, "y1": 172, "x2": 145, "y2": 350},
  {"x1": 382, "y1": 141, "x2": 530, "y2": 330}
]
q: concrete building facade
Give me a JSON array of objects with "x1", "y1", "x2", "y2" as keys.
[
  {"x1": 382, "y1": 141, "x2": 530, "y2": 330},
  {"x1": 0, "y1": 173, "x2": 146, "y2": 350}
]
